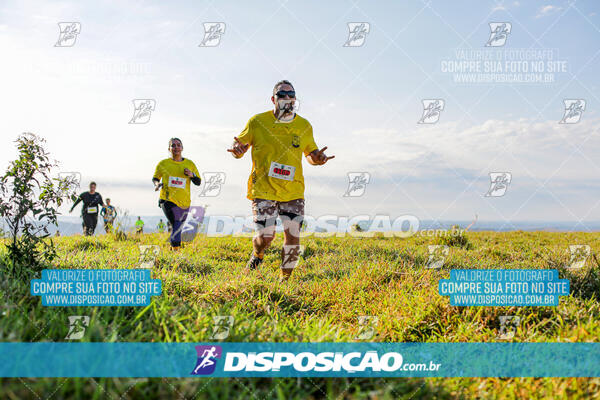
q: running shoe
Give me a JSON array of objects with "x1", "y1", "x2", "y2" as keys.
[
  {"x1": 245, "y1": 254, "x2": 263, "y2": 270},
  {"x1": 279, "y1": 268, "x2": 293, "y2": 282}
]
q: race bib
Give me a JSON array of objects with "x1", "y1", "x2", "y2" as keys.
[
  {"x1": 268, "y1": 162, "x2": 295, "y2": 181},
  {"x1": 87, "y1": 206, "x2": 98, "y2": 213},
  {"x1": 168, "y1": 176, "x2": 186, "y2": 189}
]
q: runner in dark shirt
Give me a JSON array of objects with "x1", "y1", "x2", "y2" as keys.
[{"x1": 69, "y1": 181, "x2": 105, "y2": 236}]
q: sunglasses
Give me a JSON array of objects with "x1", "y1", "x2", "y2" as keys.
[{"x1": 275, "y1": 90, "x2": 296, "y2": 98}]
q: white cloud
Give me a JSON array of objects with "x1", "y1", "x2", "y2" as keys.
[
  {"x1": 492, "y1": 1, "x2": 520, "y2": 12},
  {"x1": 340, "y1": 118, "x2": 599, "y2": 180},
  {"x1": 536, "y1": 5, "x2": 563, "y2": 18}
]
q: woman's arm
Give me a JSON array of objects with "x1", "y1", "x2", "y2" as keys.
[
  {"x1": 184, "y1": 168, "x2": 201, "y2": 186},
  {"x1": 152, "y1": 177, "x2": 162, "y2": 191},
  {"x1": 153, "y1": 161, "x2": 163, "y2": 191}
]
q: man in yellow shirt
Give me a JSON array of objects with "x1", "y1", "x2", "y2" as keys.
[{"x1": 228, "y1": 80, "x2": 334, "y2": 281}]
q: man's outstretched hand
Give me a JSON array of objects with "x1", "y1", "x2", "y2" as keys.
[
  {"x1": 308, "y1": 146, "x2": 335, "y2": 165},
  {"x1": 227, "y1": 137, "x2": 249, "y2": 158}
]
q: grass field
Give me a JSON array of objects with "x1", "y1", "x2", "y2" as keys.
[{"x1": 1, "y1": 230, "x2": 600, "y2": 399}]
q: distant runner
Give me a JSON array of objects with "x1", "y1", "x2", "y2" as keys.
[
  {"x1": 228, "y1": 80, "x2": 334, "y2": 281},
  {"x1": 152, "y1": 138, "x2": 201, "y2": 250},
  {"x1": 69, "y1": 181, "x2": 105, "y2": 236},
  {"x1": 135, "y1": 217, "x2": 144, "y2": 234},
  {"x1": 100, "y1": 198, "x2": 118, "y2": 233},
  {"x1": 157, "y1": 219, "x2": 166, "y2": 233}
]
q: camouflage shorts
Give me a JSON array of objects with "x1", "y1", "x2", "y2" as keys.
[{"x1": 251, "y1": 198, "x2": 305, "y2": 227}]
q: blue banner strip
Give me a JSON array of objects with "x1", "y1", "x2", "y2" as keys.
[{"x1": 1, "y1": 343, "x2": 600, "y2": 377}]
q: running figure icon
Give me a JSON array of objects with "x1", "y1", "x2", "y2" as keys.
[{"x1": 191, "y1": 345, "x2": 222, "y2": 375}]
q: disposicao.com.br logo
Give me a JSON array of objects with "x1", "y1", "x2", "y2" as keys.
[
  {"x1": 191, "y1": 345, "x2": 222, "y2": 375},
  {"x1": 191, "y1": 346, "x2": 441, "y2": 376}
]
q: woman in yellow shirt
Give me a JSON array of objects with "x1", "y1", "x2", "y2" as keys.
[{"x1": 152, "y1": 138, "x2": 201, "y2": 250}]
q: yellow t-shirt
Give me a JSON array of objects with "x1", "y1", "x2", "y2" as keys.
[
  {"x1": 237, "y1": 111, "x2": 318, "y2": 202},
  {"x1": 153, "y1": 158, "x2": 200, "y2": 208}
]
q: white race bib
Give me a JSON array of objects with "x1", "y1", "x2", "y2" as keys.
[
  {"x1": 268, "y1": 162, "x2": 295, "y2": 181},
  {"x1": 87, "y1": 206, "x2": 98, "y2": 213},
  {"x1": 168, "y1": 176, "x2": 186, "y2": 189}
]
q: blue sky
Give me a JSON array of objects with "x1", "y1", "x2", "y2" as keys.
[{"x1": 1, "y1": 0, "x2": 600, "y2": 227}]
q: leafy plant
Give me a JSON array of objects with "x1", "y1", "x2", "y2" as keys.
[
  {"x1": 112, "y1": 206, "x2": 131, "y2": 241},
  {"x1": 0, "y1": 133, "x2": 77, "y2": 280},
  {"x1": 436, "y1": 224, "x2": 472, "y2": 249}
]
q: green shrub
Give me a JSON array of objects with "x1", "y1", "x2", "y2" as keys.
[
  {"x1": 0, "y1": 133, "x2": 77, "y2": 281},
  {"x1": 436, "y1": 225, "x2": 472, "y2": 249}
]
